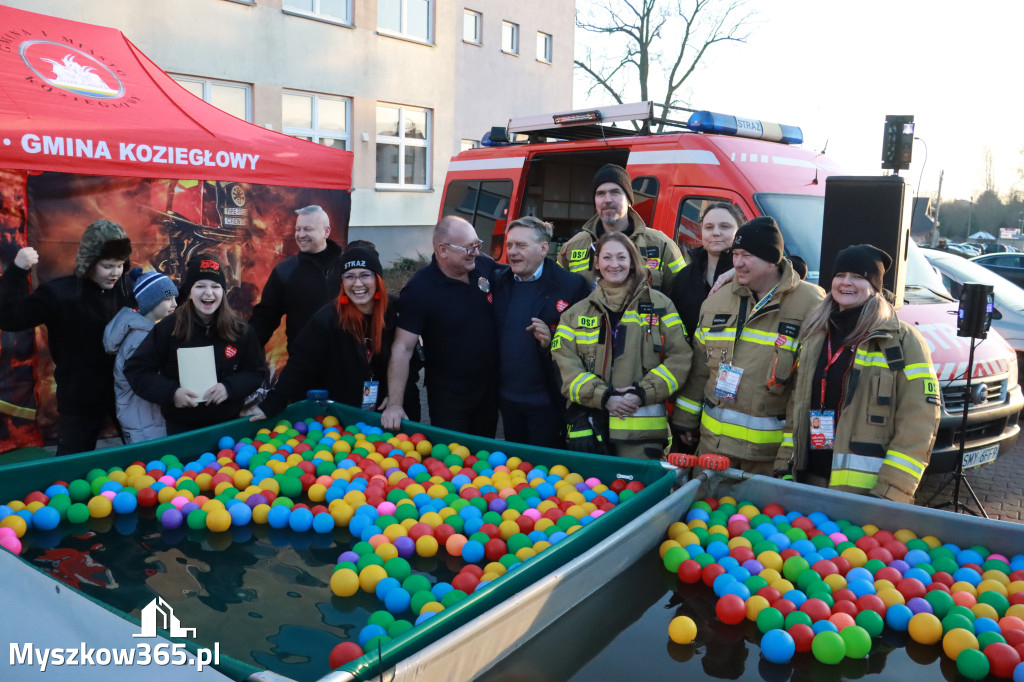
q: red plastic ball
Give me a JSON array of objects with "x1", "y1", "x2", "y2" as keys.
[
  {"x1": 451, "y1": 572, "x2": 480, "y2": 594},
  {"x1": 715, "y1": 594, "x2": 747, "y2": 625},
  {"x1": 857, "y1": 594, "x2": 887, "y2": 617},
  {"x1": 702, "y1": 497, "x2": 719, "y2": 510},
  {"x1": 462, "y1": 564, "x2": 484, "y2": 578},
  {"x1": 757, "y1": 586, "x2": 781, "y2": 603},
  {"x1": 678, "y1": 559, "x2": 703, "y2": 584},
  {"x1": 866, "y1": 547, "x2": 894, "y2": 564},
  {"x1": 1009, "y1": 593, "x2": 1024, "y2": 607},
  {"x1": 833, "y1": 599, "x2": 860, "y2": 618},
  {"x1": 882, "y1": 540, "x2": 908, "y2": 560},
  {"x1": 874, "y1": 567, "x2": 903, "y2": 584},
  {"x1": 329, "y1": 641, "x2": 364, "y2": 669},
  {"x1": 136, "y1": 488, "x2": 158, "y2": 507},
  {"x1": 788, "y1": 623, "x2": 815, "y2": 652},
  {"x1": 831, "y1": 556, "x2": 852, "y2": 576},
  {"x1": 800, "y1": 598, "x2": 833, "y2": 622},
  {"x1": 478, "y1": 523, "x2": 500, "y2": 539},
  {"x1": 484, "y1": 539, "x2": 506, "y2": 562},
  {"x1": 983, "y1": 642, "x2": 1020, "y2": 678},
  {"x1": 833, "y1": 588, "x2": 857, "y2": 603},
  {"x1": 855, "y1": 536, "x2": 880, "y2": 552},
  {"x1": 872, "y1": 529, "x2": 895, "y2": 545},
  {"x1": 790, "y1": 517, "x2": 814, "y2": 531},
  {"x1": 702, "y1": 563, "x2": 727, "y2": 587},
  {"x1": 727, "y1": 521, "x2": 749, "y2": 538},
  {"x1": 433, "y1": 524, "x2": 456, "y2": 546},
  {"x1": 25, "y1": 491, "x2": 49, "y2": 505},
  {"x1": 1004, "y1": 630, "x2": 1024, "y2": 648},
  {"x1": 763, "y1": 504, "x2": 785, "y2": 517},
  {"x1": 896, "y1": 578, "x2": 927, "y2": 601},
  {"x1": 773, "y1": 598, "x2": 797, "y2": 618},
  {"x1": 779, "y1": 548, "x2": 800, "y2": 561},
  {"x1": 927, "y1": 582, "x2": 952, "y2": 594},
  {"x1": 625, "y1": 481, "x2": 645, "y2": 493},
  {"x1": 813, "y1": 560, "x2": 840, "y2": 578},
  {"x1": 408, "y1": 523, "x2": 433, "y2": 541},
  {"x1": 730, "y1": 546, "x2": 755, "y2": 564}
]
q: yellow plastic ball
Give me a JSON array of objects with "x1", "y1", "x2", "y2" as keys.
[
  {"x1": 87, "y1": 495, "x2": 113, "y2": 519},
  {"x1": 941, "y1": 628, "x2": 979, "y2": 662},
  {"x1": 908, "y1": 613, "x2": 943, "y2": 645},
  {"x1": 745, "y1": 595, "x2": 770, "y2": 621},
  {"x1": 206, "y1": 509, "x2": 231, "y2": 533},
  {"x1": 415, "y1": 535, "x2": 439, "y2": 557},
  {"x1": 668, "y1": 616, "x2": 697, "y2": 644},
  {"x1": 0, "y1": 514, "x2": 27, "y2": 537},
  {"x1": 358, "y1": 564, "x2": 388, "y2": 594}
]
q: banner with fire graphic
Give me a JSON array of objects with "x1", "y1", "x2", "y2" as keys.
[{"x1": 0, "y1": 169, "x2": 350, "y2": 452}]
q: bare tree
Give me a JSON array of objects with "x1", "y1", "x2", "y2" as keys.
[{"x1": 575, "y1": 0, "x2": 755, "y2": 131}]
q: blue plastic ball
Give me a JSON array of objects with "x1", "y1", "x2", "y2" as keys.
[
  {"x1": 461, "y1": 540, "x2": 485, "y2": 564},
  {"x1": 761, "y1": 628, "x2": 796, "y2": 664},
  {"x1": 312, "y1": 513, "x2": 335, "y2": 534},
  {"x1": 375, "y1": 577, "x2": 400, "y2": 601},
  {"x1": 32, "y1": 505, "x2": 61, "y2": 531},
  {"x1": 112, "y1": 491, "x2": 137, "y2": 515},
  {"x1": 384, "y1": 588, "x2": 411, "y2": 614},
  {"x1": 218, "y1": 436, "x2": 235, "y2": 450},
  {"x1": 415, "y1": 611, "x2": 437, "y2": 626},
  {"x1": 288, "y1": 508, "x2": 314, "y2": 533},
  {"x1": 885, "y1": 604, "x2": 913, "y2": 631},
  {"x1": 358, "y1": 624, "x2": 387, "y2": 648},
  {"x1": 811, "y1": 619, "x2": 839, "y2": 635},
  {"x1": 267, "y1": 505, "x2": 291, "y2": 529},
  {"x1": 229, "y1": 504, "x2": 253, "y2": 526}
]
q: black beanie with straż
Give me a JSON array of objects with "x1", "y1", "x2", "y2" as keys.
[
  {"x1": 732, "y1": 216, "x2": 784, "y2": 265},
  {"x1": 592, "y1": 164, "x2": 635, "y2": 205}
]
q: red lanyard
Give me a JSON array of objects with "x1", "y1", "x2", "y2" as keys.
[{"x1": 820, "y1": 333, "x2": 846, "y2": 406}]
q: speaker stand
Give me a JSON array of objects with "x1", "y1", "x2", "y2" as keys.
[{"x1": 926, "y1": 336, "x2": 990, "y2": 518}]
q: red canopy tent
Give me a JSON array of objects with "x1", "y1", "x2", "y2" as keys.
[
  {"x1": 0, "y1": 6, "x2": 352, "y2": 188},
  {"x1": 0, "y1": 6, "x2": 354, "y2": 452}
]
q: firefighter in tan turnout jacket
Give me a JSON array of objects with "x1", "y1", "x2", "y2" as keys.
[
  {"x1": 774, "y1": 244, "x2": 940, "y2": 504},
  {"x1": 557, "y1": 164, "x2": 685, "y2": 293},
  {"x1": 673, "y1": 217, "x2": 824, "y2": 472},
  {"x1": 552, "y1": 233, "x2": 691, "y2": 459}
]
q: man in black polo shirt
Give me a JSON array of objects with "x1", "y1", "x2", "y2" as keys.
[
  {"x1": 493, "y1": 217, "x2": 590, "y2": 448},
  {"x1": 249, "y1": 205, "x2": 343, "y2": 353},
  {"x1": 381, "y1": 216, "x2": 499, "y2": 436}
]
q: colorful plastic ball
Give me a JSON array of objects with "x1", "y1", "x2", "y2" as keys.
[
  {"x1": 985, "y1": 642, "x2": 1022, "y2": 678},
  {"x1": 855, "y1": 609, "x2": 885, "y2": 639},
  {"x1": 886, "y1": 604, "x2": 913, "y2": 631},
  {"x1": 756, "y1": 607, "x2": 784, "y2": 634},
  {"x1": 330, "y1": 569, "x2": 360, "y2": 597},
  {"x1": 461, "y1": 539, "x2": 485, "y2": 564},
  {"x1": 909, "y1": 612, "x2": 944, "y2": 645},
  {"x1": 716, "y1": 594, "x2": 747, "y2": 625},
  {"x1": 329, "y1": 640, "x2": 363, "y2": 669},
  {"x1": 668, "y1": 616, "x2": 697, "y2": 645},
  {"x1": 32, "y1": 506, "x2": 61, "y2": 532},
  {"x1": 760, "y1": 628, "x2": 796, "y2": 664},
  {"x1": 811, "y1": 630, "x2": 847, "y2": 665},
  {"x1": 206, "y1": 509, "x2": 231, "y2": 533},
  {"x1": 160, "y1": 507, "x2": 184, "y2": 529},
  {"x1": 788, "y1": 623, "x2": 815, "y2": 653},
  {"x1": 840, "y1": 625, "x2": 872, "y2": 659},
  {"x1": 384, "y1": 587, "x2": 412, "y2": 615},
  {"x1": 957, "y1": 647, "x2": 991, "y2": 680},
  {"x1": 312, "y1": 512, "x2": 335, "y2": 534},
  {"x1": 944, "y1": 628, "x2": 981, "y2": 661},
  {"x1": 288, "y1": 508, "x2": 314, "y2": 533},
  {"x1": 87, "y1": 495, "x2": 113, "y2": 519},
  {"x1": 112, "y1": 492, "x2": 137, "y2": 515}
]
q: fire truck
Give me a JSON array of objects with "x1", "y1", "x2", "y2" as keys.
[{"x1": 440, "y1": 101, "x2": 1023, "y2": 474}]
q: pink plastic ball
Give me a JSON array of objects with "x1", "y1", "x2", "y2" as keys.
[
  {"x1": 0, "y1": 535, "x2": 22, "y2": 554},
  {"x1": 171, "y1": 496, "x2": 190, "y2": 509},
  {"x1": 523, "y1": 508, "x2": 542, "y2": 521},
  {"x1": 829, "y1": 532, "x2": 849, "y2": 545},
  {"x1": 585, "y1": 477, "x2": 602, "y2": 488},
  {"x1": 100, "y1": 490, "x2": 117, "y2": 500},
  {"x1": 159, "y1": 475, "x2": 176, "y2": 486},
  {"x1": 590, "y1": 509, "x2": 605, "y2": 518},
  {"x1": 728, "y1": 513, "x2": 748, "y2": 524},
  {"x1": 376, "y1": 501, "x2": 397, "y2": 516}
]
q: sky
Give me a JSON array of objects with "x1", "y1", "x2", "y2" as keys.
[{"x1": 574, "y1": 0, "x2": 1024, "y2": 202}]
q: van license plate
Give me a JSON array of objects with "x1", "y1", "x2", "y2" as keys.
[{"x1": 962, "y1": 445, "x2": 999, "y2": 470}]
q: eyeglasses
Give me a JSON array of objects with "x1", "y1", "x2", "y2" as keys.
[
  {"x1": 443, "y1": 240, "x2": 484, "y2": 254},
  {"x1": 342, "y1": 272, "x2": 376, "y2": 283}
]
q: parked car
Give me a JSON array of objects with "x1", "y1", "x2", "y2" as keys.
[
  {"x1": 943, "y1": 242, "x2": 975, "y2": 258},
  {"x1": 924, "y1": 248, "x2": 1024, "y2": 382},
  {"x1": 970, "y1": 252, "x2": 1024, "y2": 288}
]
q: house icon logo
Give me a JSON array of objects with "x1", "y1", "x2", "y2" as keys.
[{"x1": 133, "y1": 597, "x2": 197, "y2": 639}]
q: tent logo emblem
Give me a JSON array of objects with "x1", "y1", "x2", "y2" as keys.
[
  {"x1": 133, "y1": 596, "x2": 197, "y2": 639},
  {"x1": 19, "y1": 40, "x2": 125, "y2": 100}
]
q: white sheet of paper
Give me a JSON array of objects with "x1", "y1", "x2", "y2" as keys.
[{"x1": 177, "y1": 346, "x2": 217, "y2": 403}]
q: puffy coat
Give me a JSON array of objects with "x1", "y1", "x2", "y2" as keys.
[
  {"x1": 669, "y1": 246, "x2": 734, "y2": 341},
  {"x1": 774, "y1": 312, "x2": 940, "y2": 504},
  {"x1": 124, "y1": 313, "x2": 267, "y2": 433},
  {"x1": 103, "y1": 307, "x2": 166, "y2": 443},
  {"x1": 673, "y1": 259, "x2": 825, "y2": 463},
  {"x1": 552, "y1": 279, "x2": 691, "y2": 445},
  {"x1": 556, "y1": 208, "x2": 686, "y2": 292}
]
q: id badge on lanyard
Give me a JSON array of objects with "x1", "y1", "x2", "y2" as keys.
[
  {"x1": 361, "y1": 381, "x2": 379, "y2": 410},
  {"x1": 713, "y1": 364, "x2": 743, "y2": 402},
  {"x1": 809, "y1": 409, "x2": 835, "y2": 449}
]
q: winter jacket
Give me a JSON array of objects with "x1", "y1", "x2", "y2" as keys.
[
  {"x1": 124, "y1": 312, "x2": 267, "y2": 433},
  {"x1": 0, "y1": 267, "x2": 131, "y2": 417},
  {"x1": 257, "y1": 296, "x2": 419, "y2": 418},
  {"x1": 774, "y1": 312, "x2": 940, "y2": 504},
  {"x1": 669, "y1": 247, "x2": 734, "y2": 340},
  {"x1": 556, "y1": 208, "x2": 686, "y2": 293},
  {"x1": 103, "y1": 307, "x2": 166, "y2": 443},
  {"x1": 492, "y1": 260, "x2": 592, "y2": 408},
  {"x1": 249, "y1": 240, "x2": 344, "y2": 351},
  {"x1": 673, "y1": 259, "x2": 825, "y2": 462},
  {"x1": 552, "y1": 279, "x2": 691, "y2": 445}
]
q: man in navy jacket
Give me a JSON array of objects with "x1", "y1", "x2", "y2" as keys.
[{"x1": 493, "y1": 217, "x2": 591, "y2": 448}]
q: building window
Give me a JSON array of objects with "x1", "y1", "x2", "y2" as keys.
[
  {"x1": 378, "y1": 0, "x2": 433, "y2": 43},
  {"x1": 501, "y1": 21, "x2": 519, "y2": 55},
  {"x1": 282, "y1": 92, "x2": 350, "y2": 151},
  {"x1": 536, "y1": 31, "x2": 552, "y2": 63},
  {"x1": 463, "y1": 9, "x2": 482, "y2": 44},
  {"x1": 376, "y1": 104, "x2": 431, "y2": 189},
  {"x1": 173, "y1": 76, "x2": 251, "y2": 122},
  {"x1": 283, "y1": 0, "x2": 352, "y2": 25}
]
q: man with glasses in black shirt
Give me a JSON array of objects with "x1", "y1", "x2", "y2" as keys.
[{"x1": 382, "y1": 216, "x2": 499, "y2": 437}]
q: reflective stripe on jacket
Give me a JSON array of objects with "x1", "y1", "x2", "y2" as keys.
[
  {"x1": 673, "y1": 259, "x2": 825, "y2": 461},
  {"x1": 552, "y1": 281, "x2": 691, "y2": 444},
  {"x1": 774, "y1": 313, "x2": 940, "y2": 504},
  {"x1": 556, "y1": 208, "x2": 686, "y2": 292}
]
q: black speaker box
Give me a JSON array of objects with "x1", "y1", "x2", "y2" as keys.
[{"x1": 820, "y1": 176, "x2": 911, "y2": 308}]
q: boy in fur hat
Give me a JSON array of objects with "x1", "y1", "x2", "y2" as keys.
[{"x1": 0, "y1": 219, "x2": 133, "y2": 454}]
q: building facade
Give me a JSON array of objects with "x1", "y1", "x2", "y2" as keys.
[{"x1": 8, "y1": 0, "x2": 575, "y2": 263}]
